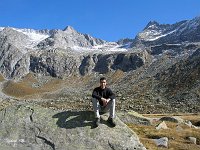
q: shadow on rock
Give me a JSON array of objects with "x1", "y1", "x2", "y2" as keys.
[{"x1": 52, "y1": 111, "x2": 96, "y2": 129}]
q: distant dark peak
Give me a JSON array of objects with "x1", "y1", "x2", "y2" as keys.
[
  {"x1": 149, "y1": 20, "x2": 159, "y2": 24},
  {"x1": 63, "y1": 26, "x2": 76, "y2": 32},
  {"x1": 117, "y1": 38, "x2": 134, "y2": 45},
  {"x1": 1, "y1": 27, "x2": 19, "y2": 34},
  {"x1": 193, "y1": 16, "x2": 200, "y2": 22},
  {"x1": 195, "y1": 15, "x2": 200, "y2": 19},
  {"x1": 144, "y1": 21, "x2": 160, "y2": 29},
  {"x1": 3, "y1": 27, "x2": 14, "y2": 31}
]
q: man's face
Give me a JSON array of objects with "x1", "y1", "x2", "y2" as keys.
[{"x1": 100, "y1": 79, "x2": 107, "y2": 89}]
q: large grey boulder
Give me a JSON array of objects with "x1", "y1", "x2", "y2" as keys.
[
  {"x1": 0, "y1": 104, "x2": 146, "y2": 150},
  {"x1": 117, "y1": 111, "x2": 151, "y2": 125}
]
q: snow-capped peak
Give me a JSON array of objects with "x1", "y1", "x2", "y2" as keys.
[
  {"x1": 0, "y1": 27, "x2": 4, "y2": 31},
  {"x1": 13, "y1": 28, "x2": 50, "y2": 43},
  {"x1": 144, "y1": 21, "x2": 160, "y2": 29},
  {"x1": 133, "y1": 16, "x2": 200, "y2": 46},
  {"x1": 63, "y1": 26, "x2": 75, "y2": 31},
  {"x1": 0, "y1": 26, "x2": 52, "y2": 49},
  {"x1": 63, "y1": 26, "x2": 78, "y2": 34}
]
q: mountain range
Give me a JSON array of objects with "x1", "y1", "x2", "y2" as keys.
[{"x1": 0, "y1": 16, "x2": 200, "y2": 113}]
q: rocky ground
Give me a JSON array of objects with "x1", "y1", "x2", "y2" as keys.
[
  {"x1": 128, "y1": 113, "x2": 200, "y2": 150},
  {"x1": 0, "y1": 101, "x2": 199, "y2": 150},
  {"x1": 0, "y1": 104, "x2": 146, "y2": 150}
]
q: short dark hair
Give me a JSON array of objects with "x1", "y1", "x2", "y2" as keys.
[{"x1": 100, "y1": 77, "x2": 106, "y2": 81}]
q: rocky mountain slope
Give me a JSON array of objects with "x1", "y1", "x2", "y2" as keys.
[
  {"x1": 154, "y1": 48, "x2": 200, "y2": 112},
  {"x1": 37, "y1": 26, "x2": 106, "y2": 49},
  {"x1": 0, "y1": 26, "x2": 133, "y2": 79},
  {"x1": 132, "y1": 16, "x2": 200, "y2": 47},
  {"x1": 1, "y1": 16, "x2": 200, "y2": 79},
  {"x1": 0, "y1": 16, "x2": 200, "y2": 114}
]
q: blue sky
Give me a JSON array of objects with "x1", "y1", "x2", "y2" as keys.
[{"x1": 1, "y1": 0, "x2": 200, "y2": 41}]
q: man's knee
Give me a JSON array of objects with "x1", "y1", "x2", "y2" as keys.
[
  {"x1": 111, "y1": 99, "x2": 116, "y2": 104},
  {"x1": 92, "y1": 98, "x2": 98, "y2": 103},
  {"x1": 92, "y1": 98, "x2": 100, "y2": 107}
]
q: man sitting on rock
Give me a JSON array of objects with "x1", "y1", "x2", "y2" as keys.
[{"x1": 92, "y1": 77, "x2": 116, "y2": 127}]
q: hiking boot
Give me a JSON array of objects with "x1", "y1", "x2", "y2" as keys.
[
  {"x1": 94, "y1": 118, "x2": 100, "y2": 127},
  {"x1": 107, "y1": 117, "x2": 116, "y2": 127}
]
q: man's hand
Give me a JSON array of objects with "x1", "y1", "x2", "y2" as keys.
[{"x1": 101, "y1": 98, "x2": 110, "y2": 107}]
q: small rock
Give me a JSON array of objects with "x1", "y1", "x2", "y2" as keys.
[
  {"x1": 159, "y1": 116, "x2": 183, "y2": 123},
  {"x1": 176, "y1": 125, "x2": 183, "y2": 131},
  {"x1": 156, "y1": 121, "x2": 168, "y2": 130},
  {"x1": 116, "y1": 93, "x2": 122, "y2": 97},
  {"x1": 184, "y1": 120, "x2": 193, "y2": 127},
  {"x1": 153, "y1": 137, "x2": 168, "y2": 148},
  {"x1": 187, "y1": 137, "x2": 197, "y2": 144},
  {"x1": 156, "y1": 98, "x2": 162, "y2": 103},
  {"x1": 191, "y1": 125, "x2": 199, "y2": 129}
]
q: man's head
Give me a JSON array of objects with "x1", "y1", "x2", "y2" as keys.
[{"x1": 100, "y1": 77, "x2": 107, "y2": 89}]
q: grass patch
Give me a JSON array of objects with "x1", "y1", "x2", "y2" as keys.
[
  {"x1": 0, "y1": 74, "x2": 5, "y2": 82},
  {"x1": 2, "y1": 80, "x2": 39, "y2": 97},
  {"x1": 2, "y1": 74, "x2": 63, "y2": 98},
  {"x1": 1, "y1": 74, "x2": 97, "y2": 99},
  {"x1": 127, "y1": 114, "x2": 200, "y2": 150}
]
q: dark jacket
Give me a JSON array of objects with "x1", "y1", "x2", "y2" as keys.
[{"x1": 92, "y1": 87, "x2": 115, "y2": 106}]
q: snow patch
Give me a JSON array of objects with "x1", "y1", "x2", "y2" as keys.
[
  {"x1": 13, "y1": 28, "x2": 49, "y2": 43},
  {"x1": 6, "y1": 27, "x2": 50, "y2": 48},
  {"x1": 72, "y1": 42, "x2": 128, "y2": 52},
  {"x1": 145, "y1": 29, "x2": 177, "y2": 41},
  {"x1": 0, "y1": 27, "x2": 4, "y2": 31}
]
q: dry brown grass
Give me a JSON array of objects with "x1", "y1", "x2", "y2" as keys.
[
  {"x1": 1, "y1": 72, "x2": 100, "y2": 99},
  {"x1": 1, "y1": 73, "x2": 99, "y2": 99},
  {"x1": 109, "y1": 70, "x2": 124, "y2": 84},
  {"x1": 127, "y1": 114, "x2": 200, "y2": 150},
  {"x1": 143, "y1": 113, "x2": 200, "y2": 124},
  {"x1": 21, "y1": 73, "x2": 38, "y2": 83},
  {"x1": 2, "y1": 74, "x2": 64, "y2": 98},
  {"x1": 0, "y1": 74, "x2": 5, "y2": 82},
  {"x1": 2, "y1": 80, "x2": 38, "y2": 97}
]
